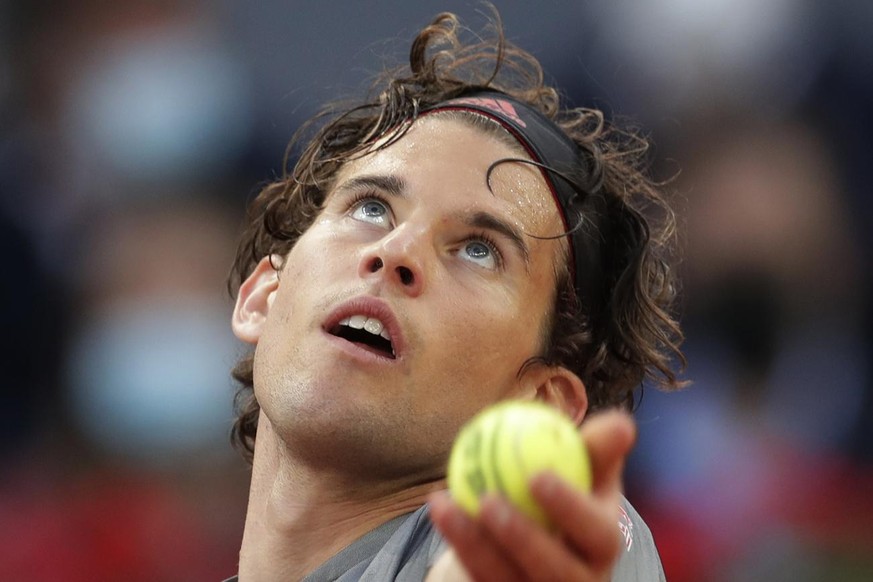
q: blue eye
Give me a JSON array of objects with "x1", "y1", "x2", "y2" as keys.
[
  {"x1": 351, "y1": 198, "x2": 391, "y2": 226},
  {"x1": 466, "y1": 242, "x2": 490, "y2": 259},
  {"x1": 361, "y1": 201, "x2": 386, "y2": 217},
  {"x1": 461, "y1": 240, "x2": 499, "y2": 270}
]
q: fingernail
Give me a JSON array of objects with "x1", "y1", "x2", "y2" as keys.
[
  {"x1": 532, "y1": 472, "x2": 558, "y2": 498},
  {"x1": 445, "y1": 505, "x2": 470, "y2": 532},
  {"x1": 483, "y1": 496, "x2": 511, "y2": 527},
  {"x1": 494, "y1": 503, "x2": 511, "y2": 527}
]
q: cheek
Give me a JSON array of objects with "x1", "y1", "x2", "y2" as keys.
[
  {"x1": 258, "y1": 236, "x2": 335, "y2": 340},
  {"x1": 282, "y1": 227, "x2": 347, "y2": 294},
  {"x1": 435, "y1": 289, "x2": 544, "y2": 373}
]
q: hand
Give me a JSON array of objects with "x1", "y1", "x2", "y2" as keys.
[{"x1": 426, "y1": 410, "x2": 636, "y2": 582}]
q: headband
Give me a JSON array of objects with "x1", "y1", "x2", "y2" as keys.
[{"x1": 422, "y1": 90, "x2": 606, "y2": 317}]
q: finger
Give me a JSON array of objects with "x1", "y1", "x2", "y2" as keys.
[
  {"x1": 577, "y1": 410, "x2": 636, "y2": 494},
  {"x1": 477, "y1": 494, "x2": 598, "y2": 581},
  {"x1": 529, "y1": 471, "x2": 623, "y2": 570},
  {"x1": 427, "y1": 492, "x2": 524, "y2": 582},
  {"x1": 526, "y1": 411, "x2": 634, "y2": 569}
]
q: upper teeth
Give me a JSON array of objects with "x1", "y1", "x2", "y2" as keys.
[{"x1": 340, "y1": 315, "x2": 391, "y2": 341}]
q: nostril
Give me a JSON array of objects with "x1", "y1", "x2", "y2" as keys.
[
  {"x1": 397, "y1": 266, "x2": 414, "y2": 286},
  {"x1": 369, "y1": 258, "x2": 383, "y2": 273}
]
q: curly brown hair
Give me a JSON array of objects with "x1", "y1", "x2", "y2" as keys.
[{"x1": 227, "y1": 11, "x2": 685, "y2": 463}]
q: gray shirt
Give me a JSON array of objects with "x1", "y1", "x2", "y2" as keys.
[{"x1": 225, "y1": 497, "x2": 665, "y2": 581}]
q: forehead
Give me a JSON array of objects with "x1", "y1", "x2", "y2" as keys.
[{"x1": 333, "y1": 115, "x2": 568, "y2": 242}]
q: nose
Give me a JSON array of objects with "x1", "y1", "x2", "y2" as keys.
[{"x1": 358, "y1": 224, "x2": 427, "y2": 297}]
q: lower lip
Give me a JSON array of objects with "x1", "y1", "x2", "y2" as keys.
[{"x1": 322, "y1": 330, "x2": 399, "y2": 365}]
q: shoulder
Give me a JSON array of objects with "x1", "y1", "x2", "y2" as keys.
[{"x1": 611, "y1": 496, "x2": 666, "y2": 582}]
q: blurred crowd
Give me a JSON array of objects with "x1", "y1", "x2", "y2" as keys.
[{"x1": 1, "y1": 1, "x2": 871, "y2": 580}]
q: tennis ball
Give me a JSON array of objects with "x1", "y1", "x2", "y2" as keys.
[{"x1": 447, "y1": 400, "x2": 592, "y2": 528}]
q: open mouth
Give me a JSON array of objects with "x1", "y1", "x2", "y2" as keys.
[{"x1": 329, "y1": 315, "x2": 396, "y2": 359}]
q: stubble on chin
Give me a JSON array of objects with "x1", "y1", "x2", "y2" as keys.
[{"x1": 266, "y1": 386, "x2": 449, "y2": 486}]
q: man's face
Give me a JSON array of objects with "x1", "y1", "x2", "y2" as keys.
[{"x1": 244, "y1": 115, "x2": 568, "y2": 481}]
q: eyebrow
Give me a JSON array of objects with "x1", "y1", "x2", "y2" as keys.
[{"x1": 335, "y1": 174, "x2": 406, "y2": 198}]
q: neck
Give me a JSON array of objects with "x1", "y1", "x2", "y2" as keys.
[{"x1": 237, "y1": 414, "x2": 445, "y2": 581}]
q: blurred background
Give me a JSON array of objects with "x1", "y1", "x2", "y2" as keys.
[{"x1": 1, "y1": 1, "x2": 870, "y2": 580}]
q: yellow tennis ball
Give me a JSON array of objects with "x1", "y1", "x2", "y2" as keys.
[{"x1": 447, "y1": 400, "x2": 592, "y2": 528}]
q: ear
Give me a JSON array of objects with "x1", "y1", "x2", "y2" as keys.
[
  {"x1": 232, "y1": 255, "x2": 281, "y2": 344},
  {"x1": 519, "y1": 363, "x2": 588, "y2": 424}
]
